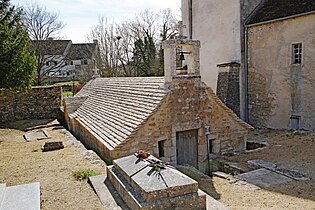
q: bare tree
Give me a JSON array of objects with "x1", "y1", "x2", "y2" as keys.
[
  {"x1": 88, "y1": 9, "x2": 178, "y2": 77},
  {"x1": 23, "y1": 2, "x2": 66, "y2": 85},
  {"x1": 23, "y1": 2, "x2": 65, "y2": 40}
]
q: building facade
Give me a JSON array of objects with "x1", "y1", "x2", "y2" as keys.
[{"x1": 181, "y1": 0, "x2": 315, "y2": 130}]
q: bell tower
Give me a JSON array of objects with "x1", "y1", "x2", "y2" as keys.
[{"x1": 162, "y1": 39, "x2": 201, "y2": 84}]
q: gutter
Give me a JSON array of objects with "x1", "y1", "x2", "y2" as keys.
[
  {"x1": 243, "y1": 26, "x2": 249, "y2": 122},
  {"x1": 246, "y1": 10, "x2": 315, "y2": 28}
]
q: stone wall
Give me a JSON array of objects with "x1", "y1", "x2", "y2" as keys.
[
  {"x1": 216, "y1": 62, "x2": 240, "y2": 116},
  {"x1": 0, "y1": 86, "x2": 62, "y2": 123},
  {"x1": 247, "y1": 14, "x2": 315, "y2": 130},
  {"x1": 113, "y1": 77, "x2": 251, "y2": 173}
]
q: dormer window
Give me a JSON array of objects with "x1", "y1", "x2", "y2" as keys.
[
  {"x1": 45, "y1": 61, "x2": 50, "y2": 66},
  {"x1": 84, "y1": 59, "x2": 88, "y2": 65}
]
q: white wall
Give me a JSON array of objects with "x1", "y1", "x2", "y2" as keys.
[{"x1": 181, "y1": 0, "x2": 242, "y2": 91}]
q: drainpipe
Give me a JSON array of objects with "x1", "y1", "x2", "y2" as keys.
[
  {"x1": 205, "y1": 125, "x2": 211, "y2": 175},
  {"x1": 188, "y1": 0, "x2": 193, "y2": 39},
  {"x1": 243, "y1": 26, "x2": 249, "y2": 122}
]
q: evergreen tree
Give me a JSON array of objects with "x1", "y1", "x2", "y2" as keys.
[
  {"x1": 0, "y1": 0, "x2": 36, "y2": 91},
  {"x1": 131, "y1": 35, "x2": 157, "y2": 77}
]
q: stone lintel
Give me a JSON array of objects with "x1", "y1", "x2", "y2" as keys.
[
  {"x1": 162, "y1": 39, "x2": 201, "y2": 49},
  {"x1": 172, "y1": 75, "x2": 201, "y2": 80},
  {"x1": 217, "y1": 62, "x2": 240, "y2": 68}
]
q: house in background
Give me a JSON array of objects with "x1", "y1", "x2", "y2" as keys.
[
  {"x1": 64, "y1": 39, "x2": 252, "y2": 172},
  {"x1": 31, "y1": 39, "x2": 100, "y2": 83},
  {"x1": 181, "y1": 0, "x2": 315, "y2": 131},
  {"x1": 65, "y1": 40, "x2": 100, "y2": 82}
]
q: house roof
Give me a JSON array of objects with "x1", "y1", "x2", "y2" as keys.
[
  {"x1": 66, "y1": 43, "x2": 97, "y2": 60},
  {"x1": 246, "y1": 0, "x2": 315, "y2": 25},
  {"x1": 31, "y1": 40, "x2": 71, "y2": 55},
  {"x1": 69, "y1": 77, "x2": 167, "y2": 150}
]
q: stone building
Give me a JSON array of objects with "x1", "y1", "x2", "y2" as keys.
[
  {"x1": 181, "y1": 0, "x2": 315, "y2": 130},
  {"x1": 246, "y1": 1, "x2": 315, "y2": 130},
  {"x1": 64, "y1": 39, "x2": 251, "y2": 172}
]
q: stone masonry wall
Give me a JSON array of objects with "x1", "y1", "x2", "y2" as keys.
[
  {"x1": 216, "y1": 63, "x2": 240, "y2": 116},
  {"x1": 0, "y1": 86, "x2": 62, "y2": 123},
  {"x1": 114, "y1": 77, "x2": 251, "y2": 173},
  {"x1": 248, "y1": 14, "x2": 315, "y2": 130}
]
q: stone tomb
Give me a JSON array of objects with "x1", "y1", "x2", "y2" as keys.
[{"x1": 107, "y1": 155, "x2": 206, "y2": 210}]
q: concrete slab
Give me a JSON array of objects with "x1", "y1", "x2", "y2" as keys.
[
  {"x1": 0, "y1": 182, "x2": 40, "y2": 210},
  {"x1": 89, "y1": 174, "x2": 129, "y2": 210},
  {"x1": 236, "y1": 168, "x2": 293, "y2": 188}
]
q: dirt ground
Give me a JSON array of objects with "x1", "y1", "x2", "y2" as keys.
[
  {"x1": 213, "y1": 129, "x2": 315, "y2": 210},
  {"x1": 0, "y1": 120, "x2": 315, "y2": 210},
  {"x1": 0, "y1": 119, "x2": 106, "y2": 210}
]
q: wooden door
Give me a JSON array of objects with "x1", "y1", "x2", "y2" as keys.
[{"x1": 176, "y1": 129, "x2": 198, "y2": 168}]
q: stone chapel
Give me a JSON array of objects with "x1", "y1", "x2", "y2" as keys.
[{"x1": 64, "y1": 38, "x2": 252, "y2": 173}]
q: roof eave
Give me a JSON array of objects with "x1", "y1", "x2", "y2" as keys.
[{"x1": 245, "y1": 10, "x2": 315, "y2": 27}]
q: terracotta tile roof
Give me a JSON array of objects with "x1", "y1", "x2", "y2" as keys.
[
  {"x1": 31, "y1": 40, "x2": 71, "y2": 55},
  {"x1": 246, "y1": 0, "x2": 315, "y2": 25},
  {"x1": 66, "y1": 43, "x2": 96, "y2": 60},
  {"x1": 70, "y1": 77, "x2": 167, "y2": 150}
]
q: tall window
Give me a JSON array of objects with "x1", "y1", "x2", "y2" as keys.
[
  {"x1": 158, "y1": 140, "x2": 166, "y2": 157},
  {"x1": 292, "y1": 43, "x2": 302, "y2": 64}
]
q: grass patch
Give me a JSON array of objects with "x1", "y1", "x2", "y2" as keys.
[
  {"x1": 63, "y1": 91, "x2": 73, "y2": 97},
  {"x1": 32, "y1": 149, "x2": 39, "y2": 152},
  {"x1": 72, "y1": 169, "x2": 100, "y2": 180}
]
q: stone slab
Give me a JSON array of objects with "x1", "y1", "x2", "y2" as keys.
[
  {"x1": 236, "y1": 168, "x2": 292, "y2": 188},
  {"x1": 131, "y1": 166, "x2": 168, "y2": 201},
  {"x1": 89, "y1": 174, "x2": 129, "y2": 210},
  {"x1": 0, "y1": 183, "x2": 6, "y2": 206},
  {"x1": 212, "y1": 171, "x2": 233, "y2": 179},
  {"x1": 24, "y1": 129, "x2": 51, "y2": 141},
  {"x1": 206, "y1": 194, "x2": 230, "y2": 210},
  {"x1": 247, "y1": 159, "x2": 309, "y2": 180},
  {"x1": 41, "y1": 141, "x2": 64, "y2": 152},
  {"x1": 108, "y1": 165, "x2": 206, "y2": 210},
  {"x1": 0, "y1": 182, "x2": 40, "y2": 210},
  {"x1": 113, "y1": 155, "x2": 152, "y2": 182},
  {"x1": 108, "y1": 154, "x2": 207, "y2": 210},
  {"x1": 247, "y1": 159, "x2": 277, "y2": 170},
  {"x1": 114, "y1": 155, "x2": 199, "y2": 202}
]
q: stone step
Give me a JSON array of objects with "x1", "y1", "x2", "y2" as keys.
[
  {"x1": 0, "y1": 182, "x2": 40, "y2": 210},
  {"x1": 89, "y1": 174, "x2": 129, "y2": 210}
]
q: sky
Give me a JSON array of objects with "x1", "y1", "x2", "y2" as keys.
[{"x1": 11, "y1": 0, "x2": 182, "y2": 43}]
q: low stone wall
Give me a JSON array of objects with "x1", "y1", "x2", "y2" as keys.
[{"x1": 0, "y1": 86, "x2": 62, "y2": 123}]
